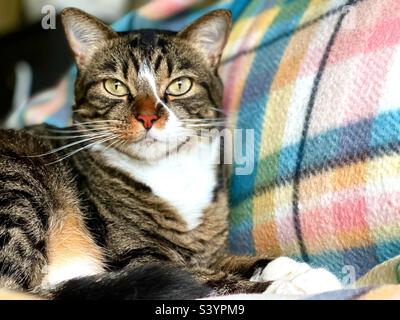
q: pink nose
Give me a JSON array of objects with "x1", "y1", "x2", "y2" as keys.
[{"x1": 137, "y1": 114, "x2": 158, "y2": 129}]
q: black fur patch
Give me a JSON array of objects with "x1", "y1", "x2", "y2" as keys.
[
  {"x1": 166, "y1": 57, "x2": 174, "y2": 78},
  {"x1": 101, "y1": 60, "x2": 117, "y2": 73},
  {"x1": 52, "y1": 264, "x2": 212, "y2": 300},
  {"x1": 154, "y1": 55, "x2": 163, "y2": 72}
]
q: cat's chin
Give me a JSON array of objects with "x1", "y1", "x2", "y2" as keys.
[
  {"x1": 119, "y1": 136, "x2": 189, "y2": 162},
  {"x1": 137, "y1": 136, "x2": 159, "y2": 147}
]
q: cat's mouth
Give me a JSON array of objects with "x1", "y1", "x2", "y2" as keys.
[
  {"x1": 133, "y1": 131, "x2": 172, "y2": 147},
  {"x1": 139, "y1": 135, "x2": 158, "y2": 145}
]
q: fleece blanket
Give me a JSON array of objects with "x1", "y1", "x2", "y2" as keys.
[
  {"x1": 14, "y1": 0, "x2": 400, "y2": 292},
  {"x1": 211, "y1": 254, "x2": 400, "y2": 299},
  {"x1": 222, "y1": 0, "x2": 400, "y2": 280},
  {"x1": 208, "y1": 286, "x2": 400, "y2": 300}
]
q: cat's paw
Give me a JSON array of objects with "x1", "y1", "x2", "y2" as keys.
[{"x1": 250, "y1": 257, "x2": 342, "y2": 295}]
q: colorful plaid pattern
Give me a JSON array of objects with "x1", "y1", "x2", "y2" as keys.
[
  {"x1": 223, "y1": 0, "x2": 400, "y2": 278},
  {"x1": 18, "y1": 0, "x2": 400, "y2": 279}
]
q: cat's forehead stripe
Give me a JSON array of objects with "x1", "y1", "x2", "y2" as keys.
[
  {"x1": 138, "y1": 61, "x2": 154, "y2": 84},
  {"x1": 138, "y1": 61, "x2": 159, "y2": 100},
  {"x1": 166, "y1": 57, "x2": 173, "y2": 78},
  {"x1": 138, "y1": 60, "x2": 172, "y2": 115},
  {"x1": 154, "y1": 55, "x2": 163, "y2": 73}
]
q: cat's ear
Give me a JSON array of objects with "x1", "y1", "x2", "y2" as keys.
[
  {"x1": 178, "y1": 10, "x2": 232, "y2": 68},
  {"x1": 61, "y1": 8, "x2": 116, "y2": 68}
]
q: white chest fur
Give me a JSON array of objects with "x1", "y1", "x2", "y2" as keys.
[{"x1": 100, "y1": 140, "x2": 220, "y2": 230}]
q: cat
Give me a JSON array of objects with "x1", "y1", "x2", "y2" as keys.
[{"x1": 0, "y1": 8, "x2": 341, "y2": 299}]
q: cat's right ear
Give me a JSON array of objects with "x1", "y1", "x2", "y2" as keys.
[
  {"x1": 178, "y1": 10, "x2": 232, "y2": 68},
  {"x1": 61, "y1": 8, "x2": 116, "y2": 68}
]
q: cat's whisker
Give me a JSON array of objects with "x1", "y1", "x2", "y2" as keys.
[
  {"x1": 72, "y1": 109, "x2": 90, "y2": 114},
  {"x1": 99, "y1": 136, "x2": 124, "y2": 153},
  {"x1": 161, "y1": 128, "x2": 199, "y2": 138},
  {"x1": 47, "y1": 122, "x2": 122, "y2": 135},
  {"x1": 181, "y1": 116, "x2": 225, "y2": 120},
  {"x1": 185, "y1": 123, "x2": 226, "y2": 128},
  {"x1": 176, "y1": 130, "x2": 213, "y2": 139},
  {"x1": 180, "y1": 121, "x2": 226, "y2": 125},
  {"x1": 46, "y1": 127, "x2": 116, "y2": 134},
  {"x1": 47, "y1": 124, "x2": 119, "y2": 132},
  {"x1": 68, "y1": 123, "x2": 121, "y2": 127},
  {"x1": 176, "y1": 126, "x2": 229, "y2": 139},
  {"x1": 45, "y1": 135, "x2": 119, "y2": 165},
  {"x1": 71, "y1": 120, "x2": 123, "y2": 126},
  {"x1": 74, "y1": 119, "x2": 123, "y2": 123},
  {"x1": 162, "y1": 129, "x2": 197, "y2": 139},
  {"x1": 184, "y1": 120, "x2": 226, "y2": 124},
  {"x1": 180, "y1": 119, "x2": 226, "y2": 124},
  {"x1": 208, "y1": 106, "x2": 228, "y2": 115},
  {"x1": 51, "y1": 125, "x2": 120, "y2": 133},
  {"x1": 37, "y1": 132, "x2": 116, "y2": 140},
  {"x1": 25, "y1": 133, "x2": 113, "y2": 158}
]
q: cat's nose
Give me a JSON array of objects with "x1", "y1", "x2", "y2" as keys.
[
  {"x1": 137, "y1": 114, "x2": 158, "y2": 129},
  {"x1": 133, "y1": 96, "x2": 159, "y2": 129}
]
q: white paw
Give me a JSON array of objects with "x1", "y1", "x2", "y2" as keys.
[{"x1": 251, "y1": 257, "x2": 342, "y2": 295}]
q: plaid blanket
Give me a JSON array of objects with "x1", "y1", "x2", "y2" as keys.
[
  {"x1": 223, "y1": 0, "x2": 400, "y2": 280},
  {"x1": 17, "y1": 0, "x2": 400, "y2": 282}
]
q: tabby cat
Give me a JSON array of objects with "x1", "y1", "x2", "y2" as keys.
[{"x1": 0, "y1": 8, "x2": 339, "y2": 299}]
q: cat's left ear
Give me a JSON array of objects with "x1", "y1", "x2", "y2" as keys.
[
  {"x1": 61, "y1": 7, "x2": 116, "y2": 68},
  {"x1": 178, "y1": 10, "x2": 232, "y2": 68}
]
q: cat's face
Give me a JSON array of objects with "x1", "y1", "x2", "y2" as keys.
[{"x1": 61, "y1": 8, "x2": 231, "y2": 160}]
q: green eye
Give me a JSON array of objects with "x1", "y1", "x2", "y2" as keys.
[
  {"x1": 166, "y1": 77, "x2": 193, "y2": 97},
  {"x1": 104, "y1": 79, "x2": 129, "y2": 96}
]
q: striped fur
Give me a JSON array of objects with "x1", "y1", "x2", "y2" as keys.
[
  {"x1": 12, "y1": 0, "x2": 400, "y2": 285},
  {"x1": 0, "y1": 129, "x2": 103, "y2": 291},
  {"x1": 0, "y1": 8, "x2": 271, "y2": 299}
]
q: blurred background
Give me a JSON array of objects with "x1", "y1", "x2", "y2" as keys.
[{"x1": 0, "y1": 0, "x2": 147, "y2": 123}]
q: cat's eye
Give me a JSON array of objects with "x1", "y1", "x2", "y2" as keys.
[
  {"x1": 104, "y1": 79, "x2": 129, "y2": 97},
  {"x1": 166, "y1": 77, "x2": 193, "y2": 97}
]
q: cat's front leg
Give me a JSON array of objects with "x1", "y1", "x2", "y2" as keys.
[
  {"x1": 250, "y1": 257, "x2": 343, "y2": 295},
  {"x1": 212, "y1": 254, "x2": 273, "y2": 279},
  {"x1": 212, "y1": 255, "x2": 342, "y2": 295}
]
